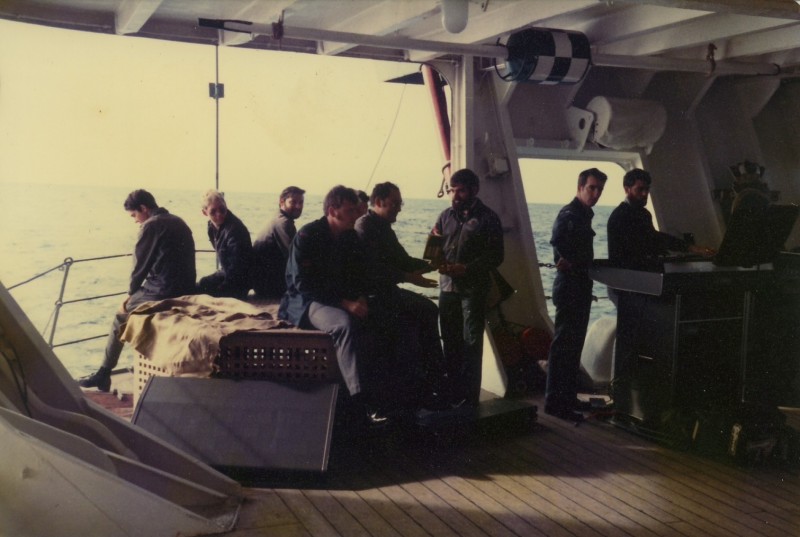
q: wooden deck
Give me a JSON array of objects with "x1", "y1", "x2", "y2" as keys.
[{"x1": 213, "y1": 397, "x2": 800, "y2": 537}]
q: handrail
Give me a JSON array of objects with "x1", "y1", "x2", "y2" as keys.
[
  {"x1": 8, "y1": 251, "x2": 215, "y2": 350},
  {"x1": 9, "y1": 251, "x2": 604, "y2": 352}
]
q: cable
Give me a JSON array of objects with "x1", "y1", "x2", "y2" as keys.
[{"x1": 365, "y1": 84, "x2": 407, "y2": 191}]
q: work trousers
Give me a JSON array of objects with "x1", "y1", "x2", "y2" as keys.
[
  {"x1": 439, "y1": 289, "x2": 489, "y2": 406},
  {"x1": 307, "y1": 302, "x2": 365, "y2": 396},
  {"x1": 545, "y1": 272, "x2": 593, "y2": 411},
  {"x1": 102, "y1": 289, "x2": 159, "y2": 370}
]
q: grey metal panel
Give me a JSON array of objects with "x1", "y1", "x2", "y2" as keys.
[{"x1": 133, "y1": 377, "x2": 338, "y2": 472}]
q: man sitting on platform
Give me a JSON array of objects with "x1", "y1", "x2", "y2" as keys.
[
  {"x1": 279, "y1": 185, "x2": 390, "y2": 425},
  {"x1": 355, "y1": 182, "x2": 448, "y2": 409},
  {"x1": 252, "y1": 186, "x2": 305, "y2": 299},
  {"x1": 79, "y1": 189, "x2": 196, "y2": 392},
  {"x1": 197, "y1": 189, "x2": 253, "y2": 300}
]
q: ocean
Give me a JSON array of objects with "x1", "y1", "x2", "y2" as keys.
[{"x1": 0, "y1": 182, "x2": 616, "y2": 378}]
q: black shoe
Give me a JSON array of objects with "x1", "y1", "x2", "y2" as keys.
[
  {"x1": 79, "y1": 367, "x2": 111, "y2": 392},
  {"x1": 545, "y1": 405, "x2": 585, "y2": 424}
]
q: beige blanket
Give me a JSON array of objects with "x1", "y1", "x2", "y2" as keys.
[{"x1": 120, "y1": 294, "x2": 289, "y2": 376}]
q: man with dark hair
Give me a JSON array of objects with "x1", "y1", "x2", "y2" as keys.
[
  {"x1": 545, "y1": 168, "x2": 607, "y2": 422},
  {"x1": 433, "y1": 168, "x2": 504, "y2": 407},
  {"x1": 79, "y1": 189, "x2": 196, "y2": 392},
  {"x1": 197, "y1": 189, "x2": 253, "y2": 300},
  {"x1": 355, "y1": 182, "x2": 446, "y2": 408},
  {"x1": 607, "y1": 168, "x2": 712, "y2": 270},
  {"x1": 355, "y1": 190, "x2": 369, "y2": 218},
  {"x1": 279, "y1": 185, "x2": 388, "y2": 425},
  {"x1": 252, "y1": 186, "x2": 305, "y2": 298}
]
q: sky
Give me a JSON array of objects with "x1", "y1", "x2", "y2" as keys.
[{"x1": 0, "y1": 18, "x2": 624, "y2": 204}]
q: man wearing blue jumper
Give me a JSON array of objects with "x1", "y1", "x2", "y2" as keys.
[{"x1": 546, "y1": 168, "x2": 607, "y2": 423}]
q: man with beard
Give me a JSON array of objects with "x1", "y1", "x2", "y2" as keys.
[
  {"x1": 607, "y1": 168, "x2": 712, "y2": 271},
  {"x1": 252, "y1": 186, "x2": 305, "y2": 298},
  {"x1": 432, "y1": 169, "x2": 504, "y2": 408}
]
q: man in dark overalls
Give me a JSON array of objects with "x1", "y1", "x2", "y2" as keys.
[{"x1": 546, "y1": 168, "x2": 607, "y2": 422}]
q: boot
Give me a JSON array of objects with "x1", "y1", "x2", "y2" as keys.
[{"x1": 79, "y1": 366, "x2": 111, "y2": 392}]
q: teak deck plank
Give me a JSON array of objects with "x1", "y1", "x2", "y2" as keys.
[{"x1": 216, "y1": 398, "x2": 799, "y2": 537}]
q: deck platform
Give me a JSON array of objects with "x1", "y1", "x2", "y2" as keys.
[
  {"x1": 84, "y1": 385, "x2": 799, "y2": 537},
  {"x1": 214, "y1": 396, "x2": 800, "y2": 537}
]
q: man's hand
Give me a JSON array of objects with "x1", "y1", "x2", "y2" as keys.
[
  {"x1": 439, "y1": 262, "x2": 467, "y2": 277},
  {"x1": 341, "y1": 297, "x2": 369, "y2": 319},
  {"x1": 405, "y1": 270, "x2": 438, "y2": 288},
  {"x1": 555, "y1": 257, "x2": 573, "y2": 272}
]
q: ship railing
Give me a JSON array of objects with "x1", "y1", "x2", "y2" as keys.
[
  {"x1": 8, "y1": 251, "x2": 215, "y2": 349},
  {"x1": 7, "y1": 255, "x2": 604, "y2": 351}
]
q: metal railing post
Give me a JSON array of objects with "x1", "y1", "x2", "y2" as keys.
[{"x1": 48, "y1": 257, "x2": 73, "y2": 348}]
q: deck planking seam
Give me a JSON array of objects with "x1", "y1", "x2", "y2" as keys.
[
  {"x1": 233, "y1": 489, "x2": 311, "y2": 534},
  {"x1": 474, "y1": 436, "x2": 682, "y2": 537},
  {"x1": 541, "y1": 418, "x2": 791, "y2": 537},
  {"x1": 349, "y1": 475, "x2": 435, "y2": 537},
  {"x1": 390, "y1": 450, "x2": 540, "y2": 537},
  {"x1": 528, "y1": 421, "x2": 740, "y2": 537},
  {"x1": 461, "y1": 452, "x2": 625, "y2": 537},
  {"x1": 434, "y1": 473, "x2": 556, "y2": 537},
  {"x1": 275, "y1": 489, "x2": 343, "y2": 537},
  {"x1": 372, "y1": 454, "x2": 497, "y2": 537},
  {"x1": 568, "y1": 408, "x2": 800, "y2": 500},
  {"x1": 561, "y1": 415, "x2": 800, "y2": 528},
  {"x1": 506, "y1": 427, "x2": 698, "y2": 537},
  {"x1": 357, "y1": 468, "x2": 462, "y2": 537},
  {"x1": 540, "y1": 416, "x2": 797, "y2": 537},
  {"x1": 461, "y1": 448, "x2": 641, "y2": 537},
  {"x1": 300, "y1": 489, "x2": 377, "y2": 537}
]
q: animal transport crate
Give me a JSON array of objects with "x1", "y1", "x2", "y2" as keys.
[{"x1": 134, "y1": 329, "x2": 339, "y2": 406}]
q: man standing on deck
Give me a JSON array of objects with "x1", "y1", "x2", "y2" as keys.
[
  {"x1": 355, "y1": 182, "x2": 447, "y2": 409},
  {"x1": 607, "y1": 168, "x2": 713, "y2": 272},
  {"x1": 252, "y1": 186, "x2": 305, "y2": 299},
  {"x1": 197, "y1": 189, "x2": 253, "y2": 300},
  {"x1": 79, "y1": 189, "x2": 196, "y2": 392},
  {"x1": 432, "y1": 168, "x2": 504, "y2": 408},
  {"x1": 279, "y1": 185, "x2": 390, "y2": 425},
  {"x1": 545, "y1": 168, "x2": 607, "y2": 422}
]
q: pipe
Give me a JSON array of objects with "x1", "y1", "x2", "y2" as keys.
[
  {"x1": 206, "y1": 19, "x2": 782, "y2": 77},
  {"x1": 421, "y1": 65, "x2": 452, "y2": 191}
]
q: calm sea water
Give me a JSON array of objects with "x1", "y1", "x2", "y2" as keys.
[{"x1": 0, "y1": 182, "x2": 615, "y2": 378}]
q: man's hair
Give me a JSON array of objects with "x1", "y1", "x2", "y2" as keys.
[
  {"x1": 450, "y1": 168, "x2": 480, "y2": 189},
  {"x1": 123, "y1": 189, "x2": 157, "y2": 211},
  {"x1": 622, "y1": 168, "x2": 652, "y2": 188},
  {"x1": 279, "y1": 186, "x2": 305, "y2": 203},
  {"x1": 323, "y1": 185, "x2": 358, "y2": 214},
  {"x1": 370, "y1": 182, "x2": 400, "y2": 206},
  {"x1": 577, "y1": 168, "x2": 608, "y2": 187},
  {"x1": 356, "y1": 190, "x2": 369, "y2": 203},
  {"x1": 201, "y1": 188, "x2": 226, "y2": 209}
]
